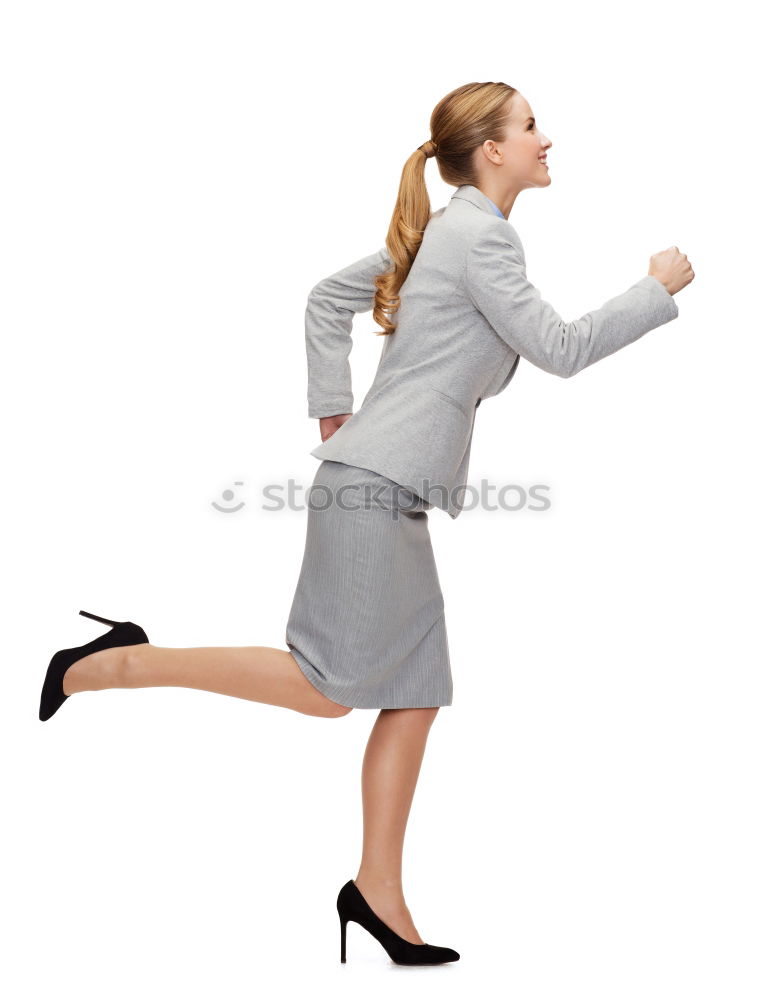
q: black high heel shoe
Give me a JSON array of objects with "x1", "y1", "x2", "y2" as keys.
[
  {"x1": 337, "y1": 879, "x2": 460, "y2": 965},
  {"x1": 39, "y1": 610, "x2": 150, "y2": 722}
]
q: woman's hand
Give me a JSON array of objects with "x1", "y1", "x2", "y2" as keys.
[
  {"x1": 319, "y1": 413, "x2": 353, "y2": 442},
  {"x1": 649, "y1": 247, "x2": 695, "y2": 295}
]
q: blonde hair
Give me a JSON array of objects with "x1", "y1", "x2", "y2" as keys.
[{"x1": 372, "y1": 81, "x2": 517, "y2": 336}]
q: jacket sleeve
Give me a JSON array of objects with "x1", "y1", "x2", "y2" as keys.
[
  {"x1": 464, "y1": 227, "x2": 679, "y2": 379},
  {"x1": 305, "y1": 246, "x2": 392, "y2": 418}
]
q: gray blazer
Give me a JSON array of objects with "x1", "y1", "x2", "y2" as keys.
[{"x1": 305, "y1": 183, "x2": 679, "y2": 519}]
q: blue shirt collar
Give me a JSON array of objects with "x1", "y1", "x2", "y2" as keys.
[{"x1": 483, "y1": 194, "x2": 505, "y2": 219}]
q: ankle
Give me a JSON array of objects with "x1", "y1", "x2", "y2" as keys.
[
  {"x1": 63, "y1": 643, "x2": 128, "y2": 695},
  {"x1": 354, "y1": 873, "x2": 406, "y2": 901},
  {"x1": 123, "y1": 642, "x2": 150, "y2": 688}
]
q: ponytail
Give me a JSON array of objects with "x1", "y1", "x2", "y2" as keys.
[{"x1": 372, "y1": 81, "x2": 517, "y2": 336}]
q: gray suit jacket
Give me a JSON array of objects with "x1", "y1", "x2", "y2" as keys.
[{"x1": 305, "y1": 183, "x2": 679, "y2": 519}]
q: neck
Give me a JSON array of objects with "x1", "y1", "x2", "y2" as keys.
[{"x1": 476, "y1": 182, "x2": 517, "y2": 220}]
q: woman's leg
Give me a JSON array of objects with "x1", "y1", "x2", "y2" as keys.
[
  {"x1": 353, "y1": 706, "x2": 440, "y2": 945},
  {"x1": 61, "y1": 642, "x2": 353, "y2": 718}
]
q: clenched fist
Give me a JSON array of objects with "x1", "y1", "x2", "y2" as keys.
[{"x1": 649, "y1": 247, "x2": 695, "y2": 296}]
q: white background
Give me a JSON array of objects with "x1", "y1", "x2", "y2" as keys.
[{"x1": 3, "y1": 0, "x2": 760, "y2": 997}]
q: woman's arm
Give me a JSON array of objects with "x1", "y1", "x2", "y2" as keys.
[
  {"x1": 305, "y1": 247, "x2": 392, "y2": 419},
  {"x1": 465, "y1": 228, "x2": 679, "y2": 379}
]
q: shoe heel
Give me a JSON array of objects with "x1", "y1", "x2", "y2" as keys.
[
  {"x1": 339, "y1": 915, "x2": 348, "y2": 963},
  {"x1": 79, "y1": 610, "x2": 120, "y2": 628}
]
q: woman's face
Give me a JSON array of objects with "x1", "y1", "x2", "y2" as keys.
[{"x1": 481, "y1": 93, "x2": 553, "y2": 191}]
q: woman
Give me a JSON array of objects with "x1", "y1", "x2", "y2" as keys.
[{"x1": 39, "y1": 81, "x2": 694, "y2": 966}]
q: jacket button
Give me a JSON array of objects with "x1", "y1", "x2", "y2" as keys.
[{"x1": 476, "y1": 397, "x2": 482, "y2": 408}]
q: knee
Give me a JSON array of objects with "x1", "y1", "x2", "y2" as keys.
[
  {"x1": 382, "y1": 706, "x2": 440, "y2": 727},
  {"x1": 324, "y1": 700, "x2": 353, "y2": 718},
  {"x1": 420, "y1": 706, "x2": 440, "y2": 729}
]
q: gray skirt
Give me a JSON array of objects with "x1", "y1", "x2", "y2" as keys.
[{"x1": 285, "y1": 460, "x2": 453, "y2": 709}]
